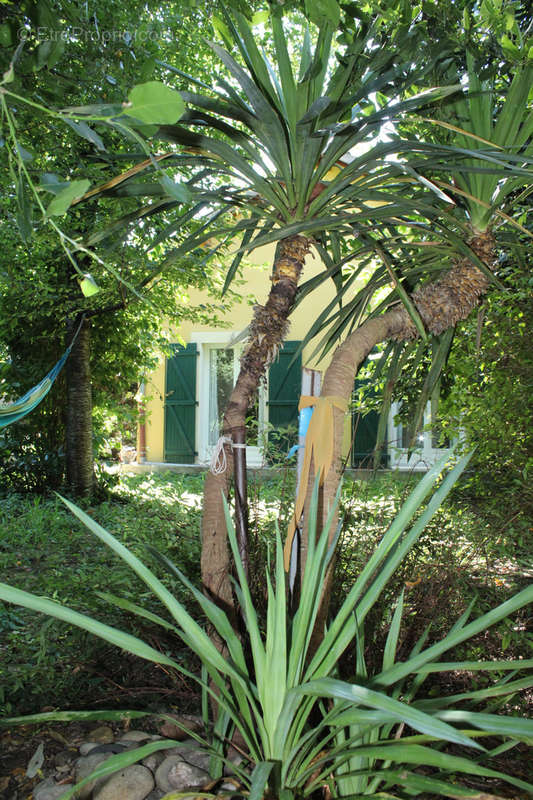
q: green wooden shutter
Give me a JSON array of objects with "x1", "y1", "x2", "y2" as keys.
[
  {"x1": 268, "y1": 341, "x2": 301, "y2": 453},
  {"x1": 351, "y1": 375, "x2": 388, "y2": 467},
  {"x1": 164, "y1": 343, "x2": 197, "y2": 463}
]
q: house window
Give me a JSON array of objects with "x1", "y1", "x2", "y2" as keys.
[
  {"x1": 193, "y1": 333, "x2": 267, "y2": 466},
  {"x1": 389, "y1": 401, "x2": 452, "y2": 471},
  {"x1": 164, "y1": 333, "x2": 301, "y2": 466},
  {"x1": 208, "y1": 348, "x2": 234, "y2": 446},
  {"x1": 207, "y1": 344, "x2": 264, "y2": 451},
  {"x1": 400, "y1": 419, "x2": 424, "y2": 450}
]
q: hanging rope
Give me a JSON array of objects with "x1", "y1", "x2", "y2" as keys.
[
  {"x1": 0, "y1": 315, "x2": 86, "y2": 429},
  {"x1": 210, "y1": 435, "x2": 233, "y2": 475},
  {"x1": 209, "y1": 435, "x2": 247, "y2": 475}
]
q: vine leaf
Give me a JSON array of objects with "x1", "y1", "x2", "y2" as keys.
[{"x1": 125, "y1": 81, "x2": 185, "y2": 125}]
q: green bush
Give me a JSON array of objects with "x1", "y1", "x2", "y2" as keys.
[{"x1": 441, "y1": 261, "x2": 533, "y2": 517}]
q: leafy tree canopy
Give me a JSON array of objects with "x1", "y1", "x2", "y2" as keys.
[{"x1": 0, "y1": 0, "x2": 260, "y2": 490}]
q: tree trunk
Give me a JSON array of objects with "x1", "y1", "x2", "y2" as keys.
[
  {"x1": 304, "y1": 231, "x2": 495, "y2": 645},
  {"x1": 201, "y1": 235, "x2": 310, "y2": 614},
  {"x1": 65, "y1": 316, "x2": 94, "y2": 496}
]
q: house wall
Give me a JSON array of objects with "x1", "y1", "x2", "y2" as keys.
[{"x1": 142, "y1": 243, "x2": 353, "y2": 464}]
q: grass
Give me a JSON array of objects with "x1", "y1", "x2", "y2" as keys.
[
  {"x1": 0, "y1": 468, "x2": 531, "y2": 717},
  {"x1": 0, "y1": 472, "x2": 205, "y2": 715}
]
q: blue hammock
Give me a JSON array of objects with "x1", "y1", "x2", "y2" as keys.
[{"x1": 0, "y1": 317, "x2": 84, "y2": 429}]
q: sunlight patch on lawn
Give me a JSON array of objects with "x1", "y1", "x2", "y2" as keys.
[{"x1": 112, "y1": 473, "x2": 204, "y2": 508}]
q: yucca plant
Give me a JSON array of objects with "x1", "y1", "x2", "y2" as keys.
[
  {"x1": 83, "y1": 6, "x2": 476, "y2": 612},
  {"x1": 178, "y1": 10, "x2": 468, "y2": 613},
  {"x1": 292, "y1": 48, "x2": 533, "y2": 568},
  {"x1": 1, "y1": 452, "x2": 532, "y2": 799},
  {"x1": 433, "y1": 54, "x2": 533, "y2": 235},
  {"x1": 77, "y1": 6, "x2": 533, "y2": 629}
]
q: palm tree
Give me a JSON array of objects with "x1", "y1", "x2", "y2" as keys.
[
  {"x1": 87, "y1": 8, "x2": 532, "y2": 620},
  {"x1": 295, "y1": 54, "x2": 533, "y2": 634},
  {"x1": 149, "y1": 9, "x2": 470, "y2": 614},
  {"x1": 316, "y1": 55, "x2": 533, "y2": 494}
]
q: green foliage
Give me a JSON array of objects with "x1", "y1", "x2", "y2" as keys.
[
  {"x1": 0, "y1": 0, "x2": 249, "y2": 493},
  {"x1": 428, "y1": 54, "x2": 533, "y2": 233},
  {"x1": 126, "y1": 81, "x2": 185, "y2": 124},
  {"x1": 0, "y1": 234, "x2": 186, "y2": 490},
  {"x1": 103, "y1": 2, "x2": 479, "y2": 311},
  {"x1": 0, "y1": 474, "x2": 202, "y2": 714},
  {"x1": 2, "y1": 469, "x2": 530, "y2": 721},
  {"x1": 440, "y1": 257, "x2": 533, "y2": 516},
  {"x1": 1, "y1": 459, "x2": 532, "y2": 797},
  {"x1": 0, "y1": 406, "x2": 66, "y2": 493},
  {"x1": 336, "y1": 472, "x2": 532, "y2": 679},
  {"x1": 46, "y1": 180, "x2": 92, "y2": 217},
  {"x1": 3, "y1": 0, "x2": 532, "y2": 506}
]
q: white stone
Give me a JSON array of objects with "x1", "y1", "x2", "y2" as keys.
[
  {"x1": 33, "y1": 777, "x2": 73, "y2": 800},
  {"x1": 79, "y1": 742, "x2": 99, "y2": 756},
  {"x1": 74, "y1": 752, "x2": 114, "y2": 799},
  {"x1": 155, "y1": 756, "x2": 209, "y2": 793},
  {"x1": 118, "y1": 730, "x2": 152, "y2": 742},
  {"x1": 93, "y1": 765, "x2": 154, "y2": 800}
]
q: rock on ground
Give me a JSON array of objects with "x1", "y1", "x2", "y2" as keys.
[
  {"x1": 86, "y1": 727, "x2": 114, "y2": 744},
  {"x1": 155, "y1": 755, "x2": 210, "y2": 793},
  {"x1": 158, "y1": 714, "x2": 204, "y2": 740},
  {"x1": 79, "y1": 742, "x2": 100, "y2": 756},
  {"x1": 74, "y1": 752, "x2": 114, "y2": 799},
  {"x1": 164, "y1": 739, "x2": 211, "y2": 771},
  {"x1": 141, "y1": 751, "x2": 166, "y2": 773},
  {"x1": 117, "y1": 730, "x2": 152, "y2": 743},
  {"x1": 33, "y1": 777, "x2": 74, "y2": 800},
  {"x1": 92, "y1": 764, "x2": 154, "y2": 800},
  {"x1": 144, "y1": 791, "x2": 166, "y2": 800}
]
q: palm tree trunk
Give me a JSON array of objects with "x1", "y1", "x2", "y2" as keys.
[
  {"x1": 65, "y1": 316, "x2": 94, "y2": 497},
  {"x1": 201, "y1": 235, "x2": 310, "y2": 615},
  {"x1": 305, "y1": 231, "x2": 495, "y2": 645}
]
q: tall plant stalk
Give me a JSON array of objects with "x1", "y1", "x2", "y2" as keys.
[
  {"x1": 201, "y1": 235, "x2": 310, "y2": 615},
  {"x1": 304, "y1": 230, "x2": 496, "y2": 642},
  {"x1": 65, "y1": 315, "x2": 94, "y2": 496}
]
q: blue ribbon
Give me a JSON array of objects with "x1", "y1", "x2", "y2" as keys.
[{"x1": 286, "y1": 404, "x2": 314, "y2": 459}]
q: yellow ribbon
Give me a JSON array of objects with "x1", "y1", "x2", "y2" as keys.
[{"x1": 284, "y1": 394, "x2": 348, "y2": 571}]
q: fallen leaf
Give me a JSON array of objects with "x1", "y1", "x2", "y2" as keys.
[{"x1": 26, "y1": 742, "x2": 44, "y2": 778}]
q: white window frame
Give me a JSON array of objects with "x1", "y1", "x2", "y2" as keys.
[
  {"x1": 191, "y1": 331, "x2": 267, "y2": 467},
  {"x1": 388, "y1": 401, "x2": 453, "y2": 471}
]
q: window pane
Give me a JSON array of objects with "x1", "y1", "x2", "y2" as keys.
[
  {"x1": 401, "y1": 421, "x2": 419, "y2": 449},
  {"x1": 208, "y1": 347, "x2": 262, "y2": 448},
  {"x1": 246, "y1": 392, "x2": 260, "y2": 447},
  {"x1": 209, "y1": 348, "x2": 234, "y2": 445},
  {"x1": 400, "y1": 416, "x2": 424, "y2": 449}
]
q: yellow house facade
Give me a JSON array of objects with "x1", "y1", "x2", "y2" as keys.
[
  {"x1": 140, "y1": 243, "x2": 348, "y2": 466},
  {"x1": 139, "y1": 244, "x2": 451, "y2": 472}
]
